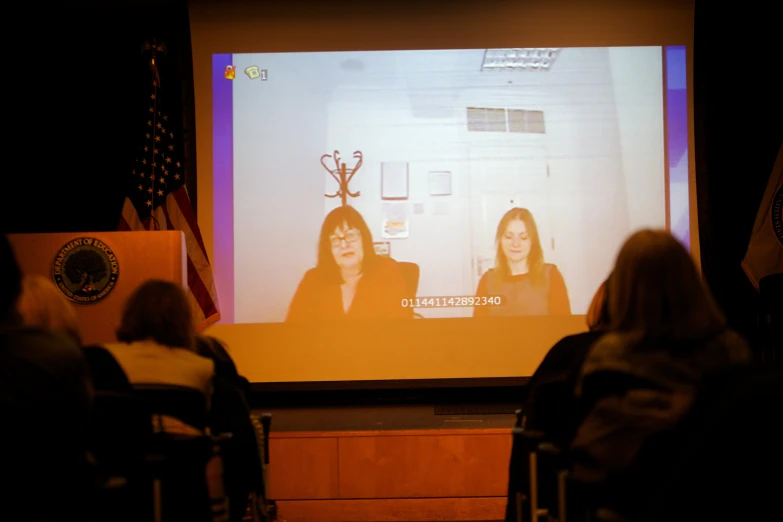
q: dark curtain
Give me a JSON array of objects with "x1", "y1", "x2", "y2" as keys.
[
  {"x1": 2, "y1": 0, "x2": 196, "y2": 234},
  {"x1": 694, "y1": 0, "x2": 783, "y2": 352}
]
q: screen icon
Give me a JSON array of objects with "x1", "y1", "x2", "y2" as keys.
[
  {"x1": 245, "y1": 66, "x2": 268, "y2": 81},
  {"x1": 224, "y1": 65, "x2": 236, "y2": 80}
]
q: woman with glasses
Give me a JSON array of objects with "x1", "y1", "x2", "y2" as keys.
[{"x1": 285, "y1": 205, "x2": 411, "y2": 321}]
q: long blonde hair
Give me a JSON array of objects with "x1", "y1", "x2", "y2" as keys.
[
  {"x1": 494, "y1": 207, "x2": 545, "y2": 285},
  {"x1": 17, "y1": 274, "x2": 82, "y2": 344}
]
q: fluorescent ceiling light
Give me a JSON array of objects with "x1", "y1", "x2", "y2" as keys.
[{"x1": 481, "y1": 48, "x2": 561, "y2": 71}]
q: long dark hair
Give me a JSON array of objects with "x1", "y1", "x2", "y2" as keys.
[
  {"x1": 116, "y1": 279, "x2": 194, "y2": 349},
  {"x1": 494, "y1": 207, "x2": 545, "y2": 285},
  {"x1": 316, "y1": 205, "x2": 378, "y2": 283},
  {"x1": 609, "y1": 229, "x2": 726, "y2": 344},
  {"x1": 586, "y1": 277, "x2": 611, "y2": 331}
]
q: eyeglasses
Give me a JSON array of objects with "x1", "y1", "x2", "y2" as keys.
[{"x1": 330, "y1": 230, "x2": 361, "y2": 248}]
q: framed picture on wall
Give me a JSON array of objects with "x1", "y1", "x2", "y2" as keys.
[
  {"x1": 373, "y1": 242, "x2": 391, "y2": 257},
  {"x1": 429, "y1": 171, "x2": 452, "y2": 196},
  {"x1": 381, "y1": 202, "x2": 410, "y2": 239},
  {"x1": 381, "y1": 162, "x2": 409, "y2": 200}
]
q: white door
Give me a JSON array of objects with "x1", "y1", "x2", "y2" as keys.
[{"x1": 468, "y1": 156, "x2": 552, "y2": 292}]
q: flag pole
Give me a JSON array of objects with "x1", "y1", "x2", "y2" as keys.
[{"x1": 141, "y1": 39, "x2": 167, "y2": 231}]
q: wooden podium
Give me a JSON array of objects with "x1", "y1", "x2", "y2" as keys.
[{"x1": 8, "y1": 231, "x2": 187, "y2": 345}]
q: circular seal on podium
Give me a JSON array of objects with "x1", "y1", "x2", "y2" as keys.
[
  {"x1": 52, "y1": 237, "x2": 119, "y2": 304},
  {"x1": 773, "y1": 184, "x2": 783, "y2": 246}
]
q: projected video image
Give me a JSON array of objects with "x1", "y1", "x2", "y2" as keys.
[{"x1": 213, "y1": 47, "x2": 689, "y2": 324}]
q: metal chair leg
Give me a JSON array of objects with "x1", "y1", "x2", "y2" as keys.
[
  {"x1": 261, "y1": 413, "x2": 272, "y2": 502},
  {"x1": 530, "y1": 451, "x2": 538, "y2": 521},
  {"x1": 153, "y1": 478, "x2": 162, "y2": 522},
  {"x1": 516, "y1": 491, "x2": 525, "y2": 522},
  {"x1": 557, "y1": 470, "x2": 568, "y2": 522},
  {"x1": 529, "y1": 448, "x2": 555, "y2": 521}
]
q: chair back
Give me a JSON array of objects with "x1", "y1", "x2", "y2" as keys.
[
  {"x1": 133, "y1": 385, "x2": 215, "y2": 522},
  {"x1": 397, "y1": 261, "x2": 420, "y2": 296},
  {"x1": 91, "y1": 390, "x2": 152, "y2": 475},
  {"x1": 759, "y1": 273, "x2": 783, "y2": 314},
  {"x1": 759, "y1": 274, "x2": 783, "y2": 360},
  {"x1": 525, "y1": 376, "x2": 587, "y2": 446},
  {"x1": 133, "y1": 384, "x2": 209, "y2": 430}
]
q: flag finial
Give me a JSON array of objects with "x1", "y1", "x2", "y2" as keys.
[{"x1": 141, "y1": 39, "x2": 167, "y2": 86}]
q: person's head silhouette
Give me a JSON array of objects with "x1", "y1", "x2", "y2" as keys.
[{"x1": 0, "y1": 234, "x2": 22, "y2": 326}]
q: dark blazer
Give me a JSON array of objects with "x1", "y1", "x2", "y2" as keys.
[
  {"x1": 286, "y1": 256, "x2": 411, "y2": 321},
  {"x1": 196, "y1": 336, "x2": 251, "y2": 401},
  {"x1": 82, "y1": 344, "x2": 132, "y2": 392},
  {"x1": 567, "y1": 329, "x2": 751, "y2": 517},
  {"x1": 1, "y1": 327, "x2": 94, "y2": 521},
  {"x1": 523, "y1": 331, "x2": 605, "y2": 437},
  {"x1": 196, "y1": 336, "x2": 262, "y2": 522},
  {"x1": 505, "y1": 330, "x2": 605, "y2": 522}
]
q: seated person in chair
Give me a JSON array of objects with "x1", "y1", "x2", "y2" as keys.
[
  {"x1": 569, "y1": 230, "x2": 750, "y2": 518},
  {"x1": 505, "y1": 278, "x2": 610, "y2": 522},
  {"x1": 286, "y1": 205, "x2": 411, "y2": 321},
  {"x1": 195, "y1": 335, "x2": 263, "y2": 522},
  {"x1": 104, "y1": 281, "x2": 258, "y2": 520},
  {"x1": 17, "y1": 274, "x2": 131, "y2": 392},
  {"x1": 195, "y1": 334, "x2": 251, "y2": 401},
  {"x1": 521, "y1": 277, "x2": 611, "y2": 438},
  {"x1": 103, "y1": 279, "x2": 214, "y2": 401},
  {"x1": 0, "y1": 236, "x2": 94, "y2": 521},
  {"x1": 17, "y1": 274, "x2": 82, "y2": 344}
]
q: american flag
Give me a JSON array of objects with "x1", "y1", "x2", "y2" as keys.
[{"x1": 119, "y1": 67, "x2": 220, "y2": 330}]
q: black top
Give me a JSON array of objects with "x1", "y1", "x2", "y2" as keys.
[
  {"x1": 0, "y1": 326, "x2": 94, "y2": 520},
  {"x1": 505, "y1": 330, "x2": 604, "y2": 522},
  {"x1": 82, "y1": 344, "x2": 132, "y2": 392},
  {"x1": 195, "y1": 336, "x2": 251, "y2": 401},
  {"x1": 522, "y1": 330, "x2": 605, "y2": 440}
]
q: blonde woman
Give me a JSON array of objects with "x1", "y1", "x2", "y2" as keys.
[
  {"x1": 474, "y1": 207, "x2": 570, "y2": 317},
  {"x1": 17, "y1": 274, "x2": 81, "y2": 344},
  {"x1": 1, "y1": 238, "x2": 93, "y2": 521}
]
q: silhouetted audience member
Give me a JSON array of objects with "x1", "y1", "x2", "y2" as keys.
[
  {"x1": 17, "y1": 274, "x2": 81, "y2": 344},
  {"x1": 103, "y1": 280, "x2": 215, "y2": 396},
  {"x1": 569, "y1": 229, "x2": 750, "y2": 518},
  {"x1": 101, "y1": 282, "x2": 260, "y2": 521},
  {"x1": 196, "y1": 334, "x2": 251, "y2": 401},
  {"x1": 520, "y1": 277, "x2": 611, "y2": 437},
  {"x1": 505, "y1": 278, "x2": 610, "y2": 522},
  {"x1": 17, "y1": 274, "x2": 131, "y2": 392},
  {"x1": 195, "y1": 334, "x2": 262, "y2": 522},
  {"x1": 0, "y1": 236, "x2": 94, "y2": 521},
  {"x1": 98, "y1": 280, "x2": 220, "y2": 519},
  {"x1": 636, "y1": 364, "x2": 783, "y2": 521}
]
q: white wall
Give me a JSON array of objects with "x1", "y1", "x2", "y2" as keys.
[
  {"x1": 232, "y1": 47, "x2": 668, "y2": 322},
  {"x1": 608, "y1": 47, "x2": 667, "y2": 232},
  {"x1": 543, "y1": 47, "x2": 633, "y2": 313},
  {"x1": 231, "y1": 53, "x2": 333, "y2": 323}
]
